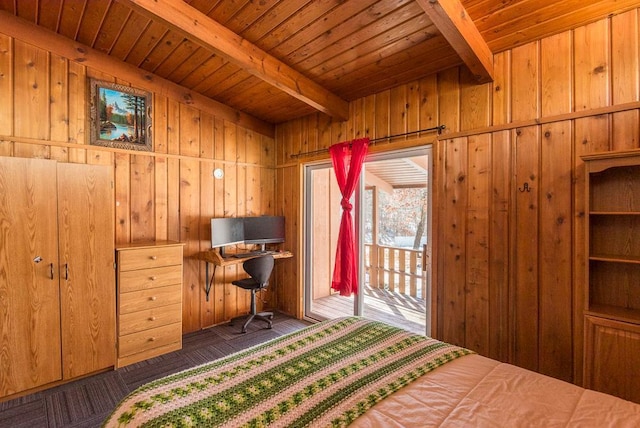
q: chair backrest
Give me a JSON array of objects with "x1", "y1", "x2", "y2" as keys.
[{"x1": 243, "y1": 255, "x2": 275, "y2": 287}]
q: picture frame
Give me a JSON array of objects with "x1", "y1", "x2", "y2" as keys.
[{"x1": 88, "y1": 79, "x2": 152, "y2": 151}]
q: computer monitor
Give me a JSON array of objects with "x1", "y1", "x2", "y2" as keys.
[
  {"x1": 243, "y1": 216, "x2": 285, "y2": 251},
  {"x1": 210, "y1": 217, "x2": 244, "y2": 256}
]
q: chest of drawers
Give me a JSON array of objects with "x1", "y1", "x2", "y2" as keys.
[{"x1": 116, "y1": 241, "x2": 183, "y2": 367}]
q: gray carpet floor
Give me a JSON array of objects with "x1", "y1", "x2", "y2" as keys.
[{"x1": 0, "y1": 313, "x2": 312, "y2": 428}]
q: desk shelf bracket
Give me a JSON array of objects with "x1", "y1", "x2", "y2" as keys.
[{"x1": 205, "y1": 261, "x2": 216, "y2": 302}]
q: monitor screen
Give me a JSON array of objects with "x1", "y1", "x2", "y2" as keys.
[
  {"x1": 243, "y1": 216, "x2": 285, "y2": 245},
  {"x1": 210, "y1": 217, "x2": 244, "y2": 249}
]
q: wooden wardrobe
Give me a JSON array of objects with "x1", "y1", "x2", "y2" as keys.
[{"x1": 0, "y1": 156, "x2": 115, "y2": 399}]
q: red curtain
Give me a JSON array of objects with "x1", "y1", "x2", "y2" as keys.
[{"x1": 329, "y1": 138, "x2": 369, "y2": 296}]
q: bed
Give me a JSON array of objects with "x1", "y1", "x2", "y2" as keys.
[{"x1": 103, "y1": 317, "x2": 640, "y2": 427}]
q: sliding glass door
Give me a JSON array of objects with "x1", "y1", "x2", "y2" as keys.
[
  {"x1": 303, "y1": 146, "x2": 432, "y2": 335},
  {"x1": 303, "y1": 162, "x2": 355, "y2": 319}
]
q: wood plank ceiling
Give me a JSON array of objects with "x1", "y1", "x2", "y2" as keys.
[{"x1": 0, "y1": 0, "x2": 637, "y2": 126}]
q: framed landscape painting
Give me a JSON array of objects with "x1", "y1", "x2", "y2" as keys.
[{"x1": 89, "y1": 79, "x2": 152, "y2": 151}]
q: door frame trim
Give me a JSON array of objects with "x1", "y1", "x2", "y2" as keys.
[{"x1": 301, "y1": 145, "x2": 433, "y2": 335}]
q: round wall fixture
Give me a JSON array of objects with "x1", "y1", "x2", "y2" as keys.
[{"x1": 213, "y1": 168, "x2": 224, "y2": 179}]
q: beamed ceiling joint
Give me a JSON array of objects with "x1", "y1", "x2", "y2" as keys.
[{"x1": 416, "y1": 0, "x2": 494, "y2": 83}]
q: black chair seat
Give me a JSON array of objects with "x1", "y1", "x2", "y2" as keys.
[
  {"x1": 229, "y1": 255, "x2": 275, "y2": 333},
  {"x1": 232, "y1": 278, "x2": 262, "y2": 290}
]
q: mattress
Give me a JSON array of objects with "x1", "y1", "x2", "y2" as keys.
[
  {"x1": 352, "y1": 353, "x2": 640, "y2": 427},
  {"x1": 104, "y1": 317, "x2": 640, "y2": 427}
]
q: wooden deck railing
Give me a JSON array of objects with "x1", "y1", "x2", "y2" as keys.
[{"x1": 364, "y1": 243, "x2": 428, "y2": 299}]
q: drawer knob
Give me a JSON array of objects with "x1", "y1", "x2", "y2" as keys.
[
  {"x1": 148, "y1": 337, "x2": 156, "y2": 342},
  {"x1": 149, "y1": 316, "x2": 156, "y2": 321},
  {"x1": 149, "y1": 296, "x2": 157, "y2": 301},
  {"x1": 150, "y1": 255, "x2": 158, "y2": 260},
  {"x1": 150, "y1": 276, "x2": 157, "y2": 281}
]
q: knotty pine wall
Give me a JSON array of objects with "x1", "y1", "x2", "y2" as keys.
[
  {"x1": 0, "y1": 33, "x2": 278, "y2": 334},
  {"x1": 275, "y1": 9, "x2": 640, "y2": 385}
]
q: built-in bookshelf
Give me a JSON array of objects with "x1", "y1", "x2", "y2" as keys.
[{"x1": 582, "y1": 149, "x2": 640, "y2": 404}]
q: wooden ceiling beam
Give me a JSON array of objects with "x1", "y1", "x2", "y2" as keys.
[
  {"x1": 416, "y1": 0, "x2": 494, "y2": 83},
  {"x1": 122, "y1": 0, "x2": 350, "y2": 121}
]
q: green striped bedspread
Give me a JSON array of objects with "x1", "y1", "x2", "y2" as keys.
[{"x1": 103, "y1": 317, "x2": 472, "y2": 428}]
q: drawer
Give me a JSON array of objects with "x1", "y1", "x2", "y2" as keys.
[
  {"x1": 117, "y1": 342, "x2": 182, "y2": 368},
  {"x1": 118, "y1": 245, "x2": 183, "y2": 271},
  {"x1": 119, "y1": 303, "x2": 182, "y2": 336},
  {"x1": 118, "y1": 322, "x2": 182, "y2": 357},
  {"x1": 119, "y1": 284, "x2": 182, "y2": 315},
  {"x1": 119, "y1": 265, "x2": 182, "y2": 293}
]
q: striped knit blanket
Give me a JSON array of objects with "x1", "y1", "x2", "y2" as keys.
[{"x1": 103, "y1": 317, "x2": 472, "y2": 428}]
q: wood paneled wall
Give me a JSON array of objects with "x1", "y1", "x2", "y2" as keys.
[
  {"x1": 275, "y1": 9, "x2": 640, "y2": 385},
  {"x1": 0, "y1": 33, "x2": 277, "y2": 334}
]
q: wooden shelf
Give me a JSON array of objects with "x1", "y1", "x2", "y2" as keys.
[
  {"x1": 589, "y1": 254, "x2": 640, "y2": 264},
  {"x1": 589, "y1": 211, "x2": 640, "y2": 215},
  {"x1": 196, "y1": 248, "x2": 293, "y2": 267},
  {"x1": 586, "y1": 305, "x2": 640, "y2": 325},
  {"x1": 582, "y1": 149, "x2": 640, "y2": 172}
]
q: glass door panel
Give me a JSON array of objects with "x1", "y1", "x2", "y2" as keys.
[
  {"x1": 304, "y1": 163, "x2": 355, "y2": 321},
  {"x1": 360, "y1": 149, "x2": 431, "y2": 335}
]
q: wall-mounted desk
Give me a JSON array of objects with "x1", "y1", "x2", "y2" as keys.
[{"x1": 196, "y1": 249, "x2": 293, "y2": 301}]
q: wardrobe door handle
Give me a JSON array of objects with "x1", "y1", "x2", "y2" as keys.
[
  {"x1": 49, "y1": 263, "x2": 54, "y2": 280},
  {"x1": 64, "y1": 263, "x2": 69, "y2": 280}
]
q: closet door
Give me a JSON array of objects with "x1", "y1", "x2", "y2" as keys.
[
  {"x1": 0, "y1": 157, "x2": 62, "y2": 396},
  {"x1": 58, "y1": 163, "x2": 116, "y2": 378}
]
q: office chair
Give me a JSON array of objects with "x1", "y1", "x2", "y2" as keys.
[{"x1": 230, "y1": 255, "x2": 275, "y2": 333}]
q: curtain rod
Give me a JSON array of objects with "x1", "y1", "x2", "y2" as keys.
[{"x1": 289, "y1": 125, "x2": 446, "y2": 159}]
